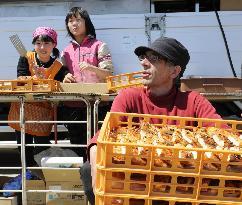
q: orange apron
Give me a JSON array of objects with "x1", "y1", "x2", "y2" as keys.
[{"x1": 8, "y1": 52, "x2": 62, "y2": 136}]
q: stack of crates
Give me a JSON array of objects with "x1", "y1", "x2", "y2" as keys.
[{"x1": 96, "y1": 112, "x2": 242, "y2": 205}]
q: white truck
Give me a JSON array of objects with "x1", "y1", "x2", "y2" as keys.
[{"x1": 0, "y1": 9, "x2": 242, "y2": 138}]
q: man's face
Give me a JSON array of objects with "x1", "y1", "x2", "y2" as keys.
[{"x1": 138, "y1": 51, "x2": 178, "y2": 88}]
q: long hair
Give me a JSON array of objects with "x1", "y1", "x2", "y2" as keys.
[
  {"x1": 32, "y1": 35, "x2": 60, "y2": 58},
  {"x1": 65, "y1": 7, "x2": 96, "y2": 40}
]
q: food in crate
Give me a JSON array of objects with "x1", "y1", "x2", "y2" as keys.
[
  {"x1": 107, "y1": 121, "x2": 242, "y2": 171},
  {"x1": 97, "y1": 113, "x2": 242, "y2": 201},
  {"x1": 103, "y1": 120, "x2": 242, "y2": 197}
]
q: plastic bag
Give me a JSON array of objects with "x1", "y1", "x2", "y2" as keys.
[
  {"x1": 3, "y1": 170, "x2": 39, "y2": 197},
  {"x1": 34, "y1": 147, "x2": 79, "y2": 167}
]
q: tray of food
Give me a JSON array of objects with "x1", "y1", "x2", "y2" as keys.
[
  {"x1": 0, "y1": 78, "x2": 60, "y2": 93},
  {"x1": 96, "y1": 112, "x2": 242, "y2": 204},
  {"x1": 106, "y1": 71, "x2": 144, "y2": 92},
  {"x1": 97, "y1": 112, "x2": 242, "y2": 174}
]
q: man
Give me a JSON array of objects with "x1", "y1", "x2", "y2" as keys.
[{"x1": 81, "y1": 37, "x2": 223, "y2": 205}]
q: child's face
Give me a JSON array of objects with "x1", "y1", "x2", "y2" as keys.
[
  {"x1": 34, "y1": 37, "x2": 55, "y2": 60},
  {"x1": 67, "y1": 13, "x2": 86, "y2": 38}
]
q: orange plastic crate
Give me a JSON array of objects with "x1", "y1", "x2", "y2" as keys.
[
  {"x1": 95, "y1": 193, "x2": 242, "y2": 205},
  {"x1": 96, "y1": 168, "x2": 242, "y2": 202},
  {"x1": 106, "y1": 71, "x2": 144, "y2": 92},
  {"x1": 96, "y1": 112, "x2": 242, "y2": 204},
  {"x1": 97, "y1": 112, "x2": 242, "y2": 175},
  {"x1": 0, "y1": 79, "x2": 59, "y2": 93}
]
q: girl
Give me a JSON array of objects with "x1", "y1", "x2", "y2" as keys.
[
  {"x1": 60, "y1": 7, "x2": 114, "y2": 159},
  {"x1": 62, "y1": 7, "x2": 113, "y2": 83},
  {"x1": 8, "y1": 26, "x2": 67, "y2": 167}
]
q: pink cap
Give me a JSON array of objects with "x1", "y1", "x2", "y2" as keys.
[{"x1": 33, "y1": 27, "x2": 57, "y2": 46}]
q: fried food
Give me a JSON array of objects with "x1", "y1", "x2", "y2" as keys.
[{"x1": 108, "y1": 121, "x2": 242, "y2": 171}]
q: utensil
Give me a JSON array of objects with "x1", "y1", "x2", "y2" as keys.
[{"x1": 9, "y1": 34, "x2": 27, "y2": 57}]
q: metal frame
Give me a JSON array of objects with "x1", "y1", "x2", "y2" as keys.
[
  {"x1": 93, "y1": 94, "x2": 116, "y2": 134},
  {"x1": 2, "y1": 91, "x2": 241, "y2": 204},
  {"x1": 0, "y1": 93, "x2": 92, "y2": 205}
]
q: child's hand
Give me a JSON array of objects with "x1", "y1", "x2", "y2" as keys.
[
  {"x1": 79, "y1": 62, "x2": 96, "y2": 72},
  {"x1": 33, "y1": 66, "x2": 46, "y2": 79},
  {"x1": 63, "y1": 73, "x2": 76, "y2": 83},
  {"x1": 32, "y1": 75, "x2": 38, "y2": 80}
]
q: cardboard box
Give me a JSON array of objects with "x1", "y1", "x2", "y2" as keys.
[
  {"x1": 180, "y1": 77, "x2": 242, "y2": 93},
  {"x1": 220, "y1": 0, "x2": 242, "y2": 11},
  {"x1": 26, "y1": 180, "x2": 46, "y2": 205},
  {"x1": 59, "y1": 83, "x2": 109, "y2": 94},
  {"x1": 43, "y1": 169, "x2": 86, "y2": 205},
  {"x1": 0, "y1": 196, "x2": 17, "y2": 205}
]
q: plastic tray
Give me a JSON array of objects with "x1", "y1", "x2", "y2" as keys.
[
  {"x1": 106, "y1": 71, "x2": 143, "y2": 92},
  {"x1": 0, "y1": 79, "x2": 59, "y2": 93}
]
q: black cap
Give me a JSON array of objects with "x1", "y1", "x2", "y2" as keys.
[{"x1": 134, "y1": 37, "x2": 190, "y2": 70}]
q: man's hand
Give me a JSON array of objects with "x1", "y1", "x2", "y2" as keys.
[
  {"x1": 63, "y1": 73, "x2": 76, "y2": 83},
  {"x1": 90, "y1": 145, "x2": 97, "y2": 192}
]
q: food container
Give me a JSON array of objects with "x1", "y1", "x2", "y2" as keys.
[{"x1": 96, "y1": 112, "x2": 242, "y2": 205}]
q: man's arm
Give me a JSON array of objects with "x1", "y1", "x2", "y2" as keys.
[
  {"x1": 193, "y1": 94, "x2": 224, "y2": 120},
  {"x1": 90, "y1": 145, "x2": 97, "y2": 192},
  {"x1": 192, "y1": 93, "x2": 231, "y2": 129}
]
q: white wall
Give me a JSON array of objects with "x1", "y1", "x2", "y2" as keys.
[
  {"x1": 0, "y1": 0, "x2": 149, "y2": 17},
  {"x1": 164, "y1": 11, "x2": 242, "y2": 77},
  {"x1": 1, "y1": 11, "x2": 242, "y2": 80},
  {"x1": 0, "y1": 14, "x2": 146, "y2": 79}
]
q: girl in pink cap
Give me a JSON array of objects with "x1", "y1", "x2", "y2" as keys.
[
  {"x1": 59, "y1": 7, "x2": 114, "y2": 162},
  {"x1": 8, "y1": 26, "x2": 67, "y2": 167},
  {"x1": 18, "y1": 26, "x2": 67, "y2": 80}
]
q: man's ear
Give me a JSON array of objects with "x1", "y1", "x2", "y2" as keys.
[{"x1": 171, "y1": 65, "x2": 181, "y2": 79}]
